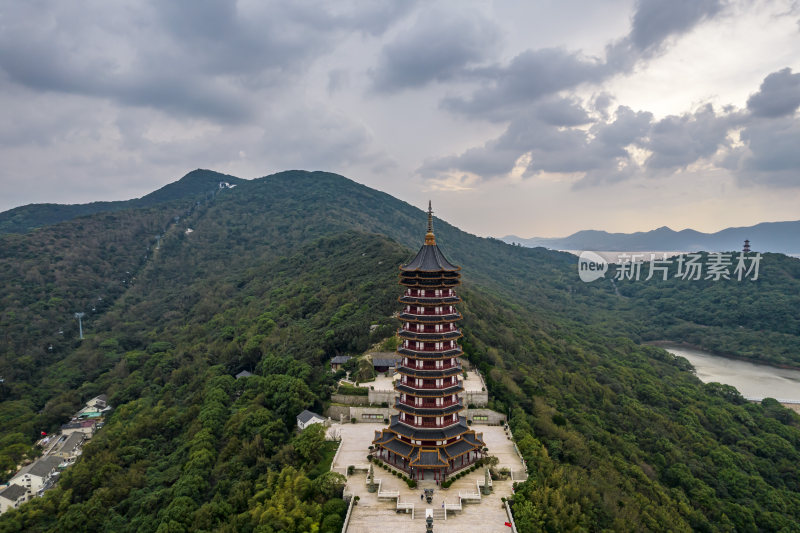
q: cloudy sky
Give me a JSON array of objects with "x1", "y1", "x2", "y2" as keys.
[{"x1": 1, "y1": 0, "x2": 799, "y2": 238}]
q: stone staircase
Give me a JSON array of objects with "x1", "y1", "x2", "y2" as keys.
[{"x1": 414, "y1": 508, "x2": 446, "y2": 520}]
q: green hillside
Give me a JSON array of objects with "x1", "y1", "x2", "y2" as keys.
[
  {"x1": 0, "y1": 169, "x2": 243, "y2": 235},
  {"x1": 0, "y1": 170, "x2": 799, "y2": 532}
]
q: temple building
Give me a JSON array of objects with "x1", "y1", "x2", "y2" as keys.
[{"x1": 372, "y1": 202, "x2": 486, "y2": 483}]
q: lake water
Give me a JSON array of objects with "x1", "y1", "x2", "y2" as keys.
[{"x1": 663, "y1": 345, "x2": 800, "y2": 402}]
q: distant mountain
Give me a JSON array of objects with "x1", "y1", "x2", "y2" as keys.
[
  {"x1": 502, "y1": 220, "x2": 800, "y2": 255},
  {"x1": 0, "y1": 169, "x2": 244, "y2": 234}
]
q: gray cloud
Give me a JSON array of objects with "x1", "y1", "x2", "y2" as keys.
[
  {"x1": 725, "y1": 116, "x2": 800, "y2": 187},
  {"x1": 627, "y1": 0, "x2": 724, "y2": 54},
  {"x1": 440, "y1": 0, "x2": 725, "y2": 121},
  {"x1": 420, "y1": 100, "x2": 653, "y2": 182},
  {"x1": 370, "y1": 9, "x2": 500, "y2": 92},
  {"x1": 746, "y1": 67, "x2": 800, "y2": 118},
  {"x1": 441, "y1": 48, "x2": 608, "y2": 121},
  {"x1": 644, "y1": 104, "x2": 738, "y2": 170},
  {"x1": 534, "y1": 96, "x2": 593, "y2": 127},
  {"x1": 0, "y1": 1, "x2": 414, "y2": 123},
  {"x1": 424, "y1": 64, "x2": 800, "y2": 191}
]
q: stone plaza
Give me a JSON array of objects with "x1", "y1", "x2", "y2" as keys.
[{"x1": 328, "y1": 422, "x2": 526, "y2": 532}]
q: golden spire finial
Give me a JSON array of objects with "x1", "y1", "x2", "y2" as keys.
[{"x1": 425, "y1": 200, "x2": 436, "y2": 245}]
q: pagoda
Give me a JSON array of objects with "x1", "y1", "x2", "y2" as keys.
[{"x1": 372, "y1": 202, "x2": 485, "y2": 483}]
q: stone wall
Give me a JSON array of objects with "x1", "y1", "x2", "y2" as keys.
[
  {"x1": 465, "y1": 390, "x2": 489, "y2": 407},
  {"x1": 331, "y1": 394, "x2": 370, "y2": 406},
  {"x1": 349, "y1": 406, "x2": 393, "y2": 422},
  {"x1": 367, "y1": 389, "x2": 395, "y2": 405},
  {"x1": 368, "y1": 387, "x2": 488, "y2": 407},
  {"x1": 465, "y1": 408, "x2": 506, "y2": 425},
  {"x1": 325, "y1": 404, "x2": 351, "y2": 422},
  {"x1": 326, "y1": 405, "x2": 506, "y2": 425}
]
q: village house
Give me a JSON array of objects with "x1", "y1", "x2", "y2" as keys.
[
  {"x1": 296, "y1": 410, "x2": 326, "y2": 430},
  {"x1": 371, "y1": 355, "x2": 402, "y2": 374},
  {"x1": 60, "y1": 420, "x2": 97, "y2": 438},
  {"x1": 0, "y1": 484, "x2": 27, "y2": 514},
  {"x1": 51, "y1": 433, "x2": 85, "y2": 460},
  {"x1": 330, "y1": 355, "x2": 351, "y2": 372},
  {"x1": 86, "y1": 394, "x2": 108, "y2": 410},
  {"x1": 9, "y1": 456, "x2": 61, "y2": 500}
]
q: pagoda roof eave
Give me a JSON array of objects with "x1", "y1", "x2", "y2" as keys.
[{"x1": 399, "y1": 244, "x2": 461, "y2": 272}]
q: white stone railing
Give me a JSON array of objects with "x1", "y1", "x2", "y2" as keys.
[
  {"x1": 330, "y1": 439, "x2": 344, "y2": 472},
  {"x1": 341, "y1": 493, "x2": 355, "y2": 533},
  {"x1": 504, "y1": 500, "x2": 518, "y2": 533}
]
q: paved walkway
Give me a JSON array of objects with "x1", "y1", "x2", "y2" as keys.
[{"x1": 328, "y1": 422, "x2": 525, "y2": 532}]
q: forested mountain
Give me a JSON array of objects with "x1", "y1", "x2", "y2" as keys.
[
  {"x1": 0, "y1": 169, "x2": 243, "y2": 235},
  {"x1": 503, "y1": 220, "x2": 800, "y2": 255},
  {"x1": 1, "y1": 170, "x2": 799, "y2": 532}
]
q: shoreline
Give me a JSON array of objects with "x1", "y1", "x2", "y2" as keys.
[
  {"x1": 645, "y1": 340, "x2": 800, "y2": 372},
  {"x1": 647, "y1": 340, "x2": 800, "y2": 410}
]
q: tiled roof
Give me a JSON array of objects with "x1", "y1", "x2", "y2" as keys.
[
  {"x1": 382, "y1": 438, "x2": 414, "y2": 458},
  {"x1": 410, "y1": 449, "x2": 448, "y2": 467},
  {"x1": 0, "y1": 484, "x2": 27, "y2": 501},
  {"x1": 14, "y1": 456, "x2": 60, "y2": 479},
  {"x1": 401, "y1": 245, "x2": 460, "y2": 272},
  {"x1": 296, "y1": 409, "x2": 324, "y2": 424},
  {"x1": 443, "y1": 439, "x2": 475, "y2": 458}
]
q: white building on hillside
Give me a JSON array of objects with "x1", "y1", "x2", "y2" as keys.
[
  {"x1": 0, "y1": 484, "x2": 27, "y2": 514},
  {"x1": 296, "y1": 410, "x2": 326, "y2": 430},
  {"x1": 9, "y1": 456, "x2": 61, "y2": 500}
]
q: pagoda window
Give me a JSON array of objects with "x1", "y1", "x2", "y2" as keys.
[
  {"x1": 436, "y1": 397, "x2": 442, "y2": 406},
  {"x1": 436, "y1": 378, "x2": 443, "y2": 386},
  {"x1": 416, "y1": 397, "x2": 422, "y2": 406},
  {"x1": 437, "y1": 417, "x2": 443, "y2": 425},
  {"x1": 415, "y1": 416, "x2": 421, "y2": 424}
]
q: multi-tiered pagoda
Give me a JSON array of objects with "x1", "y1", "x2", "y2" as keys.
[{"x1": 373, "y1": 202, "x2": 485, "y2": 483}]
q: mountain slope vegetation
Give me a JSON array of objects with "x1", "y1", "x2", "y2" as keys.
[
  {"x1": 0, "y1": 170, "x2": 798, "y2": 532},
  {"x1": 0, "y1": 169, "x2": 243, "y2": 235}
]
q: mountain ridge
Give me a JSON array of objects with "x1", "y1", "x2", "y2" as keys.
[
  {"x1": 0, "y1": 169, "x2": 244, "y2": 234},
  {"x1": 502, "y1": 219, "x2": 800, "y2": 254}
]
